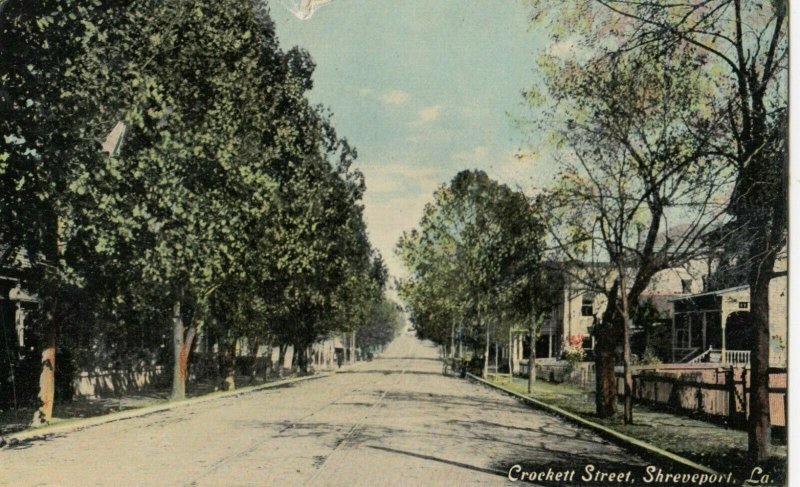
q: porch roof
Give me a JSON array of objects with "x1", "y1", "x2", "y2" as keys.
[{"x1": 667, "y1": 285, "x2": 748, "y2": 303}]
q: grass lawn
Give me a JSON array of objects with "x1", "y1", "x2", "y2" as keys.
[{"x1": 487, "y1": 374, "x2": 787, "y2": 483}]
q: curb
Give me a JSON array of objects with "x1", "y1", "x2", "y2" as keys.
[
  {"x1": 466, "y1": 373, "x2": 719, "y2": 476},
  {"x1": 3, "y1": 373, "x2": 330, "y2": 447}
]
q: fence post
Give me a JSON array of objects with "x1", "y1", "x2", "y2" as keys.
[
  {"x1": 696, "y1": 383, "x2": 703, "y2": 413},
  {"x1": 739, "y1": 367, "x2": 748, "y2": 426},
  {"x1": 653, "y1": 378, "x2": 658, "y2": 403},
  {"x1": 725, "y1": 367, "x2": 736, "y2": 424},
  {"x1": 783, "y1": 391, "x2": 788, "y2": 429}
]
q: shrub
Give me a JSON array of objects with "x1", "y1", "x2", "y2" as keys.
[{"x1": 562, "y1": 334, "x2": 586, "y2": 369}]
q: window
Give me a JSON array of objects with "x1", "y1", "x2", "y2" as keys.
[
  {"x1": 581, "y1": 294, "x2": 594, "y2": 316},
  {"x1": 681, "y1": 279, "x2": 692, "y2": 294},
  {"x1": 739, "y1": 302, "x2": 749, "y2": 309}
]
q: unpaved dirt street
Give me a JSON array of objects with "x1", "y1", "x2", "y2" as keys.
[{"x1": 1, "y1": 334, "x2": 646, "y2": 486}]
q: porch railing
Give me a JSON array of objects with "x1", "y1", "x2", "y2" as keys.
[
  {"x1": 676, "y1": 347, "x2": 701, "y2": 363},
  {"x1": 687, "y1": 347, "x2": 712, "y2": 364},
  {"x1": 723, "y1": 350, "x2": 750, "y2": 365},
  {"x1": 683, "y1": 348, "x2": 750, "y2": 365}
]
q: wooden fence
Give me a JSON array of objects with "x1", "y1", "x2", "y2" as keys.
[
  {"x1": 530, "y1": 360, "x2": 786, "y2": 428},
  {"x1": 617, "y1": 366, "x2": 786, "y2": 428},
  {"x1": 73, "y1": 365, "x2": 167, "y2": 398}
]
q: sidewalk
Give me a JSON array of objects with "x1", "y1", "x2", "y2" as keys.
[
  {"x1": 0, "y1": 368, "x2": 332, "y2": 436},
  {"x1": 487, "y1": 374, "x2": 787, "y2": 482}
]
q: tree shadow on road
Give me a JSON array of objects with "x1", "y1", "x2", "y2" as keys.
[
  {"x1": 445, "y1": 418, "x2": 608, "y2": 448},
  {"x1": 334, "y1": 370, "x2": 443, "y2": 377},
  {"x1": 376, "y1": 356, "x2": 441, "y2": 362},
  {"x1": 382, "y1": 391, "x2": 533, "y2": 415},
  {"x1": 365, "y1": 444, "x2": 507, "y2": 477},
  {"x1": 2, "y1": 432, "x2": 65, "y2": 450}
]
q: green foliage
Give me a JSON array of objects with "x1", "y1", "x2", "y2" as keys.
[
  {"x1": 356, "y1": 299, "x2": 405, "y2": 352},
  {"x1": 396, "y1": 170, "x2": 549, "y2": 349},
  {"x1": 632, "y1": 347, "x2": 661, "y2": 367},
  {"x1": 562, "y1": 343, "x2": 586, "y2": 369},
  {"x1": 0, "y1": 1, "x2": 381, "y2": 391}
]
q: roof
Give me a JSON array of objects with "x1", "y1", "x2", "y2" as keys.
[{"x1": 667, "y1": 285, "x2": 748, "y2": 303}]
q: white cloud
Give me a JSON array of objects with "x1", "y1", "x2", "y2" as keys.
[
  {"x1": 359, "y1": 87, "x2": 411, "y2": 106},
  {"x1": 380, "y1": 90, "x2": 411, "y2": 106},
  {"x1": 413, "y1": 105, "x2": 442, "y2": 124}
]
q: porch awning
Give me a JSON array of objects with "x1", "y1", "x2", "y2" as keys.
[{"x1": 669, "y1": 285, "x2": 748, "y2": 313}]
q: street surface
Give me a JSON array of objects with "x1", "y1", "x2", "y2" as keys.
[{"x1": 1, "y1": 334, "x2": 646, "y2": 486}]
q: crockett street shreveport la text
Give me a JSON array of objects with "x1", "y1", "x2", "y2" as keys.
[{"x1": 506, "y1": 464, "x2": 772, "y2": 485}]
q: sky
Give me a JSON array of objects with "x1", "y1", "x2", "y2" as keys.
[{"x1": 270, "y1": 0, "x2": 556, "y2": 281}]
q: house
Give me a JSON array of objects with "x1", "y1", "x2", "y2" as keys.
[
  {"x1": 668, "y1": 254, "x2": 787, "y2": 366},
  {"x1": 510, "y1": 268, "x2": 609, "y2": 374},
  {"x1": 528, "y1": 251, "x2": 787, "y2": 367},
  {"x1": 0, "y1": 247, "x2": 39, "y2": 407}
]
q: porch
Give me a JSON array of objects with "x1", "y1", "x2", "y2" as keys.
[
  {"x1": 508, "y1": 321, "x2": 562, "y2": 375},
  {"x1": 670, "y1": 285, "x2": 752, "y2": 365}
]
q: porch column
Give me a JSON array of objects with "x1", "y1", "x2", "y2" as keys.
[
  {"x1": 15, "y1": 302, "x2": 25, "y2": 347},
  {"x1": 671, "y1": 313, "x2": 676, "y2": 363},
  {"x1": 702, "y1": 312, "x2": 707, "y2": 351},
  {"x1": 510, "y1": 333, "x2": 515, "y2": 373}
]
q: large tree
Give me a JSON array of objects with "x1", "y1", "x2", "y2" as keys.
[
  {"x1": 538, "y1": 46, "x2": 733, "y2": 421},
  {"x1": 0, "y1": 0, "x2": 119, "y2": 423},
  {"x1": 397, "y1": 170, "x2": 547, "y2": 378},
  {"x1": 528, "y1": 0, "x2": 786, "y2": 459},
  {"x1": 1, "y1": 0, "x2": 378, "y2": 416}
]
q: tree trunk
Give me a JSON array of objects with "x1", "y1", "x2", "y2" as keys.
[
  {"x1": 350, "y1": 331, "x2": 356, "y2": 364},
  {"x1": 450, "y1": 319, "x2": 456, "y2": 360},
  {"x1": 220, "y1": 338, "x2": 237, "y2": 391},
  {"x1": 482, "y1": 319, "x2": 490, "y2": 379},
  {"x1": 298, "y1": 343, "x2": 308, "y2": 374},
  {"x1": 507, "y1": 327, "x2": 513, "y2": 379},
  {"x1": 619, "y1": 275, "x2": 633, "y2": 424},
  {"x1": 264, "y1": 339, "x2": 273, "y2": 381},
  {"x1": 278, "y1": 343, "x2": 287, "y2": 378},
  {"x1": 748, "y1": 267, "x2": 772, "y2": 462},
  {"x1": 528, "y1": 317, "x2": 537, "y2": 395},
  {"x1": 31, "y1": 302, "x2": 57, "y2": 426},
  {"x1": 494, "y1": 341, "x2": 498, "y2": 374},
  {"x1": 594, "y1": 326, "x2": 617, "y2": 418},
  {"x1": 291, "y1": 343, "x2": 299, "y2": 372},
  {"x1": 594, "y1": 282, "x2": 621, "y2": 418},
  {"x1": 170, "y1": 300, "x2": 196, "y2": 401},
  {"x1": 32, "y1": 216, "x2": 61, "y2": 426},
  {"x1": 248, "y1": 337, "x2": 260, "y2": 384}
]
